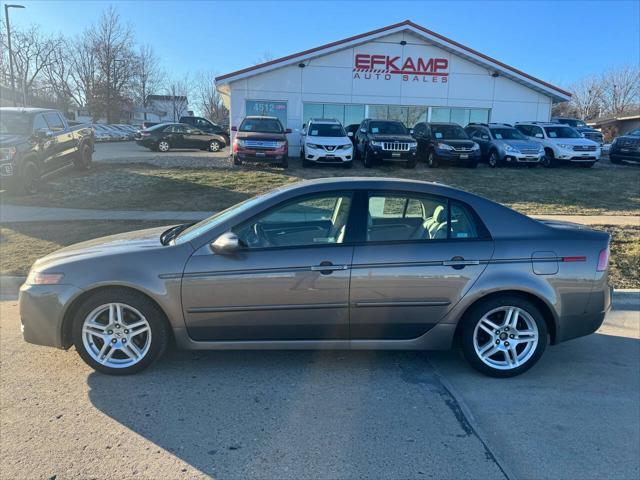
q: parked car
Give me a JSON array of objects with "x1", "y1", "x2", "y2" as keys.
[
  {"x1": 354, "y1": 119, "x2": 418, "y2": 168},
  {"x1": 19, "y1": 177, "x2": 611, "y2": 377},
  {"x1": 111, "y1": 125, "x2": 135, "y2": 140},
  {"x1": 551, "y1": 117, "x2": 604, "y2": 145},
  {"x1": 345, "y1": 124, "x2": 360, "y2": 145},
  {"x1": 515, "y1": 122, "x2": 600, "y2": 168},
  {"x1": 180, "y1": 116, "x2": 230, "y2": 149},
  {"x1": 464, "y1": 123, "x2": 544, "y2": 167},
  {"x1": 0, "y1": 107, "x2": 94, "y2": 194},
  {"x1": 413, "y1": 122, "x2": 480, "y2": 168},
  {"x1": 141, "y1": 121, "x2": 159, "y2": 130},
  {"x1": 136, "y1": 123, "x2": 228, "y2": 153},
  {"x1": 300, "y1": 118, "x2": 353, "y2": 168},
  {"x1": 232, "y1": 116, "x2": 291, "y2": 168},
  {"x1": 609, "y1": 128, "x2": 640, "y2": 165},
  {"x1": 103, "y1": 125, "x2": 128, "y2": 141},
  {"x1": 92, "y1": 124, "x2": 114, "y2": 142}
]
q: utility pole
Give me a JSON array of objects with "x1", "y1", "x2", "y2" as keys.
[{"x1": 4, "y1": 4, "x2": 25, "y2": 107}]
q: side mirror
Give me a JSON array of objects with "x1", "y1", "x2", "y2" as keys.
[
  {"x1": 211, "y1": 231, "x2": 240, "y2": 254},
  {"x1": 231, "y1": 126, "x2": 238, "y2": 131},
  {"x1": 285, "y1": 128, "x2": 292, "y2": 134},
  {"x1": 360, "y1": 128, "x2": 366, "y2": 134},
  {"x1": 535, "y1": 133, "x2": 544, "y2": 139},
  {"x1": 482, "y1": 135, "x2": 490, "y2": 140},
  {"x1": 347, "y1": 131, "x2": 353, "y2": 137}
]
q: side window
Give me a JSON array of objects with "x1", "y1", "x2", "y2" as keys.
[
  {"x1": 480, "y1": 128, "x2": 491, "y2": 140},
  {"x1": 450, "y1": 202, "x2": 479, "y2": 239},
  {"x1": 32, "y1": 115, "x2": 48, "y2": 132},
  {"x1": 465, "y1": 127, "x2": 477, "y2": 137},
  {"x1": 233, "y1": 192, "x2": 353, "y2": 249},
  {"x1": 516, "y1": 125, "x2": 530, "y2": 136},
  {"x1": 531, "y1": 126, "x2": 543, "y2": 138},
  {"x1": 367, "y1": 194, "x2": 447, "y2": 242},
  {"x1": 44, "y1": 112, "x2": 65, "y2": 131}
]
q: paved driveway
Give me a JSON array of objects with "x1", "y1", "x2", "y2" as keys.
[{"x1": 1, "y1": 295, "x2": 638, "y2": 480}]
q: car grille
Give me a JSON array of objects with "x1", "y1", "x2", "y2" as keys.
[
  {"x1": 452, "y1": 145, "x2": 473, "y2": 152},
  {"x1": 244, "y1": 140, "x2": 279, "y2": 149},
  {"x1": 382, "y1": 142, "x2": 410, "y2": 151},
  {"x1": 573, "y1": 145, "x2": 597, "y2": 152},
  {"x1": 323, "y1": 145, "x2": 338, "y2": 152},
  {"x1": 0, "y1": 163, "x2": 14, "y2": 176},
  {"x1": 617, "y1": 138, "x2": 640, "y2": 150},
  {"x1": 520, "y1": 148, "x2": 540, "y2": 154}
]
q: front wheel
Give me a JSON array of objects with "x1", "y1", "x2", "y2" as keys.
[
  {"x1": 427, "y1": 150, "x2": 438, "y2": 168},
  {"x1": 157, "y1": 140, "x2": 170, "y2": 152},
  {"x1": 541, "y1": 150, "x2": 555, "y2": 168},
  {"x1": 363, "y1": 147, "x2": 375, "y2": 168},
  {"x1": 209, "y1": 140, "x2": 221, "y2": 152},
  {"x1": 460, "y1": 295, "x2": 547, "y2": 377},
  {"x1": 280, "y1": 156, "x2": 289, "y2": 168},
  {"x1": 488, "y1": 151, "x2": 499, "y2": 168},
  {"x1": 72, "y1": 289, "x2": 170, "y2": 375},
  {"x1": 74, "y1": 144, "x2": 93, "y2": 170}
]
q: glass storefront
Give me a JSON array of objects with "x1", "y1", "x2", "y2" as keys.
[
  {"x1": 246, "y1": 100, "x2": 288, "y2": 127},
  {"x1": 303, "y1": 102, "x2": 489, "y2": 128}
]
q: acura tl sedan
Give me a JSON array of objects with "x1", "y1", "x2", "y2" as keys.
[{"x1": 20, "y1": 178, "x2": 611, "y2": 377}]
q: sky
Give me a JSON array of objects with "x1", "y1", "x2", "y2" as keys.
[{"x1": 6, "y1": 0, "x2": 639, "y2": 89}]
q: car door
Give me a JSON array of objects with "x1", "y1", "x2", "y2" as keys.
[
  {"x1": 349, "y1": 190, "x2": 495, "y2": 340},
  {"x1": 181, "y1": 191, "x2": 356, "y2": 342},
  {"x1": 165, "y1": 124, "x2": 187, "y2": 148},
  {"x1": 42, "y1": 112, "x2": 73, "y2": 171},
  {"x1": 31, "y1": 113, "x2": 58, "y2": 173},
  {"x1": 183, "y1": 128, "x2": 209, "y2": 149},
  {"x1": 471, "y1": 127, "x2": 491, "y2": 156}
]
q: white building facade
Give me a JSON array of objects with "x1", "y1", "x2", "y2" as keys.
[{"x1": 216, "y1": 21, "x2": 570, "y2": 154}]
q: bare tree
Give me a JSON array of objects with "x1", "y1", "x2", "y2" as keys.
[
  {"x1": 567, "y1": 75, "x2": 603, "y2": 120},
  {"x1": 132, "y1": 44, "x2": 163, "y2": 120},
  {"x1": 194, "y1": 70, "x2": 228, "y2": 124},
  {"x1": 601, "y1": 65, "x2": 640, "y2": 116},
  {"x1": 165, "y1": 75, "x2": 191, "y2": 121}
]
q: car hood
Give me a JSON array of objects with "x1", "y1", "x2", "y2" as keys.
[
  {"x1": 498, "y1": 139, "x2": 541, "y2": 150},
  {"x1": 548, "y1": 138, "x2": 598, "y2": 146},
  {"x1": 305, "y1": 136, "x2": 351, "y2": 146},
  {"x1": 0, "y1": 133, "x2": 30, "y2": 147},
  {"x1": 32, "y1": 225, "x2": 173, "y2": 271},
  {"x1": 437, "y1": 139, "x2": 475, "y2": 147},
  {"x1": 235, "y1": 132, "x2": 287, "y2": 141},
  {"x1": 370, "y1": 134, "x2": 415, "y2": 142}
]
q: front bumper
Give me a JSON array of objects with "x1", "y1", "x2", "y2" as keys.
[
  {"x1": 235, "y1": 148, "x2": 287, "y2": 163},
  {"x1": 370, "y1": 146, "x2": 417, "y2": 162},
  {"x1": 610, "y1": 150, "x2": 640, "y2": 163},
  {"x1": 305, "y1": 146, "x2": 352, "y2": 163},
  {"x1": 556, "y1": 148, "x2": 600, "y2": 161},
  {"x1": 19, "y1": 283, "x2": 82, "y2": 349},
  {"x1": 503, "y1": 152, "x2": 544, "y2": 163},
  {"x1": 435, "y1": 149, "x2": 481, "y2": 163}
]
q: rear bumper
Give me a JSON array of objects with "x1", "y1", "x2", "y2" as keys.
[
  {"x1": 555, "y1": 284, "x2": 612, "y2": 343},
  {"x1": 19, "y1": 283, "x2": 82, "y2": 349}
]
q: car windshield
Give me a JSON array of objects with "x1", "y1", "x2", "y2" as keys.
[
  {"x1": 175, "y1": 192, "x2": 278, "y2": 244},
  {"x1": 0, "y1": 112, "x2": 32, "y2": 135},
  {"x1": 544, "y1": 126, "x2": 581, "y2": 138},
  {"x1": 369, "y1": 121, "x2": 407, "y2": 135},
  {"x1": 240, "y1": 118, "x2": 283, "y2": 133},
  {"x1": 308, "y1": 123, "x2": 345, "y2": 137},
  {"x1": 490, "y1": 128, "x2": 527, "y2": 140},
  {"x1": 431, "y1": 124, "x2": 468, "y2": 140}
]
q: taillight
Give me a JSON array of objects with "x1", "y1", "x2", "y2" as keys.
[
  {"x1": 596, "y1": 247, "x2": 609, "y2": 271},
  {"x1": 232, "y1": 139, "x2": 238, "y2": 153},
  {"x1": 141, "y1": 132, "x2": 150, "y2": 137}
]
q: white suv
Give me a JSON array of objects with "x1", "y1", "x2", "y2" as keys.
[
  {"x1": 300, "y1": 119, "x2": 353, "y2": 168},
  {"x1": 515, "y1": 122, "x2": 600, "y2": 168}
]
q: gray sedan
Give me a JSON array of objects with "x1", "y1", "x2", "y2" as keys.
[{"x1": 20, "y1": 178, "x2": 611, "y2": 377}]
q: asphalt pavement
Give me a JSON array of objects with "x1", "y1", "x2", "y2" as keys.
[{"x1": 1, "y1": 294, "x2": 638, "y2": 480}]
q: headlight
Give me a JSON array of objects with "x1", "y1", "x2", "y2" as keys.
[
  {"x1": 0, "y1": 147, "x2": 17, "y2": 162},
  {"x1": 471, "y1": 143, "x2": 480, "y2": 151},
  {"x1": 276, "y1": 141, "x2": 287, "y2": 148},
  {"x1": 370, "y1": 141, "x2": 383, "y2": 147},
  {"x1": 26, "y1": 271, "x2": 64, "y2": 285},
  {"x1": 437, "y1": 143, "x2": 453, "y2": 151},
  {"x1": 306, "y1": 143, "x2": 322, "y2": 149},
  {"x1": 339, "y1": 143, "x2": 352, "y2": 150},
  {"x1": 538, "y1": 146, "x2": 544, "y2": 153},
  {"x1": 558, "y1": 144, "x2": 574, "y2": 150},
  {"x1": 408, "y1": 142, "x2": 417, "y2": 148},
  {"x1": 503, "y1": 144, "x2": 519, "y2": 153},
  {"x1": 235, "y1": 139, "x2": 245, "y2": 148}
]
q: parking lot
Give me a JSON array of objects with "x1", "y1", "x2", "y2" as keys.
[{"x1": 1, "y1": 294, "x2": 638, "y2": 480}]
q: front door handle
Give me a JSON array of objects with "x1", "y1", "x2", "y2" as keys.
[
  {"x1": 443, "y1": 257, "x2": 479, "y2": 270},
  {"x1": 311, "y1": 261, "x2": 349, "y2": 275}
]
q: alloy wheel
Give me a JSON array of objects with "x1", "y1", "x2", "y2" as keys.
[
  {"x1": 82, "y1": 303, "x2": 152, "y2": 368},
  {"x1": 472, "y1": 306, "x2": 539, "y2": 370},
  {"x1": 210, "y1": 141, "x2": 220, "y2": 152},
  {"x1": 158, "y1": 141, "x2": 170, "y2": 152}
]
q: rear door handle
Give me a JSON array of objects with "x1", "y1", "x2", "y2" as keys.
[{"x1": 443, "y1": 257, "x2": 479, "y2": 270}]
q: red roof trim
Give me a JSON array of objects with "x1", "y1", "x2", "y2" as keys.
[{"x1": 215, "y1": 20, "x2": 570, "y2": 98}]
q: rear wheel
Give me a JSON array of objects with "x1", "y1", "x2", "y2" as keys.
[
  {"x1": 157, "y1": 140, "x2": 170, "y2": 152},
  {"x1": 72, "y1": 289, "x2": 170, "y2": 375},
  {"x1": 461, "y1": 295, "x2": 547, "y2": 377},
  {"x1": 74, "y1": 143, "x2": 93, "y2": 170}
]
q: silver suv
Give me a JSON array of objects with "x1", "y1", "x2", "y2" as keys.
[
  {"x1": 465, "y1": 123, "x2": 544, "y2": 167},
  {"x1": 515, "y1": 122, "x2": 601, "y2": 168}
]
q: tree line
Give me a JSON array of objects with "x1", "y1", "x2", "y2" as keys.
[{"x1": 0, "y1": 6, "x2": 228, "y2": 124}]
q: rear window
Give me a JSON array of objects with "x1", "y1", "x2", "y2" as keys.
[{"x1": 240, "y1": 118, "x2": 283, "y2": 133}]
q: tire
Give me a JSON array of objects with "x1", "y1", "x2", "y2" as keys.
[
  {"x1": 10, "y1": 160, "x2": 40, "y2": 195},
  {"x1": 541, "y1": 149, "x2": 555, "y2": 168},
  {"x1": 157, "y1": 140, "x2": 170, "y2": 153},
  {"x1": 209, "y1": 140, "x2": 221, "y2": 152},
  {"x1": 460, "y1": 295, "x2": 548, "y2": 378},
  {"x1": 73, "y1": 143, "x2": 93, "y2": 170},
  {"x1": 488, "y1": 150, "x2": 500, "y2": 168},
  {"x1": 427, "y1": 150, "x2": 438, "y2": 168},
  {"x1": 72, "y1": 288, "x2": 170, "y2": 375},
  {"x1": 363, "y1": 147, "x2": 374, "y2": 168}
]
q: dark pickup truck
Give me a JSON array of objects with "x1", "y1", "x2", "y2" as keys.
[{"x1": 0, "y1": 107, "x2": 95, "y2": 194}]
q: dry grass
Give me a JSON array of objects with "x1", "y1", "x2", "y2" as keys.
[
  {"x1": 592, "y1": 225, "x2": 640, "y2": 289},
  {"x1": 2, "y1": 162, "x2": 639, "y2": 216}
]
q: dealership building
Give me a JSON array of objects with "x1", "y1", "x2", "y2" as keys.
[{"x1": 215, "y1": 20, "x2": 571, "y2": 153}]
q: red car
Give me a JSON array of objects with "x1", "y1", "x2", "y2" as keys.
[{"x1": 232, "y1": 116, "x2": 291, "y2": 168}]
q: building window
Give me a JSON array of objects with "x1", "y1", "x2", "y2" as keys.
[
  {"x1": 246, "y1": 100, "x2": 287, "y2": 127},
  {"x1": 431, "y1": 107, "x2": 490, "y2": 126}
]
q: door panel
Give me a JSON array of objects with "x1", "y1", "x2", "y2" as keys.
[
  {"x1": 182, "y1": 246, "x2": 353, "y2": 341},
  {"x1": 349, "y1": 240, "x2": 494, "y2": 340}
]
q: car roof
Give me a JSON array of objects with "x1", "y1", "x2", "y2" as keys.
[
  {"x1": 308, "y1": 118, "x2": 341, "y2": 124},
  {"x1": 0, "y1": 107, "x2": 58, "y2": 114},
  {"x1": 244, "y1": 116, "x2": 279, "y2": 120},
  {"x1": 427, "y1": 122, "x2": 461, "y2": 126},
  {"x1": 515, "y1": 122, "x2": 562, "y2": 126}
]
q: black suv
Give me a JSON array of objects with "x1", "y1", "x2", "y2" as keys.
[
  {"x1": 179, "y1": 116, "x2": 230, "y2": 147},
  {"x1": 610, "y1": 128, "x2": 640, "y2": 165},
  {"x1": 354, "y1": 119, "x2": 417, "y2": 168},
  {"x1": 551, "y1": 117, "x2": 604, "y2": 145},
  {"x1": 413, "y1": 122, "x2": 480, "y2": 168}
]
